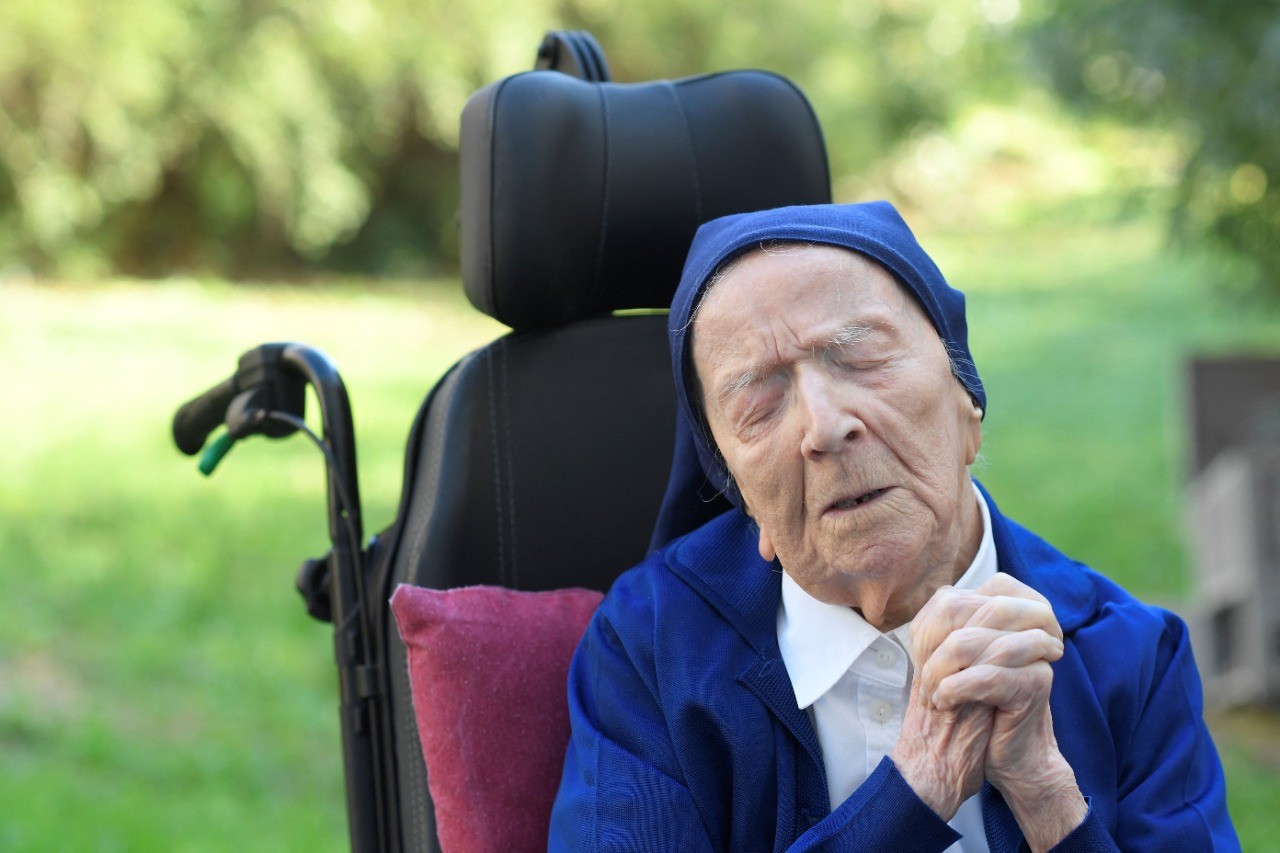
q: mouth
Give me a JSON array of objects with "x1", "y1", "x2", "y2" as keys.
[{"x1": 826, "y1": 487, "x2": 890, "y2": 514}]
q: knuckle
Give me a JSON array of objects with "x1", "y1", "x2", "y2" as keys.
[
  {"x1": 935, "y1": 588, "x2": 981, "y2": 617},
  {"x1": 966, "y1": 663, "x2": 1000, "y2": 690},
  {"x1": 981, "y1": 573, "x2": 1021, "y2": 595},
  {"x1": 969, "y1": 597, "x2": 1004, "y2": 627},
  {"x1": 944, "y1": 626, "x2": 982, "y2": 655},
  {"x1": 1031, "y1": 660, "x2": 1054, "y2": 684},
  {"x1": 982, "y1": 572, "x2": 1050, "y2": 606},
  {"x1": 980, "y1": 633, "x2": 1020, "y2": 663},
  {"x1": 1015, "y1": 661, "x2": 1054, "y2": 694}
]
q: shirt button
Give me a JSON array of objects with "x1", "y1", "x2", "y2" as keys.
[
  {"x1": 874, "y1": 646, "x2": 896, "y2": 669},
  {"x1": 872, "y1": 700, "x2": 892, "y2": 723}
]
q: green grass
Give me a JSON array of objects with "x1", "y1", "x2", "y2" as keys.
[
  {"x1": 2, "y1": 216, "x2": 1279, "y2": 849},
  {"x1": 0, "y1": 279, "x2": 505, "y2": 851},
  {"x1": 935, "y1": 221, "x2": 1280, "y2": 602}
]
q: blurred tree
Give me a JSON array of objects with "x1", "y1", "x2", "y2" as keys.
[
  {"x1": 0, "y1": 0, "x2": 561, "y2": 276},
  {"x1": 571, "y1": 0, "x2": 1027, "y2": 202},
  {"x1": 0, "y1": 0, "x2": 1025, "y2": 277},
  {"x1": 1030, "y1": 0, "x2": 1280, "y2": 294}
]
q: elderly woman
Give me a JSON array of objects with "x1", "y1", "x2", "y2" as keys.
[{"x1": 549, "y1": 202, "x2": 1238, "y2": 851}]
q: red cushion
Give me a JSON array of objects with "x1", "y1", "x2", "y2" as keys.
[{"x1": 390, "y1": 584, "x2": 603, "y2": 852}]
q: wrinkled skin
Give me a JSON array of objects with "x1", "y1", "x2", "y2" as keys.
[
  {"x1": 692, "y1": 245, "x2": 983, "y2": 629},
  {"x1": 692, "y1": 246, "x2": 1087, "y2": 850},
  {"x1": 900, "y1": 574, "x2": 1083, "y2": 850}
]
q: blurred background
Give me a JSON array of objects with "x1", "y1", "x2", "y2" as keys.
[{"x1": 2, "y1": 0, "x2": 1278, "y2": 848}]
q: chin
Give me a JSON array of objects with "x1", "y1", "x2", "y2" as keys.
[
  {"x1": 795, "y1": 543, "x2": 928, "y2": 601},
  {"x1": 789, "y1": 561, "x2": 893, "y2": 603},
  {"x1": 830, "y1": 532, "x2": 930, "y2": 576}
]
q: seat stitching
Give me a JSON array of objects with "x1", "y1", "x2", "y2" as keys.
[
  {"x1": 500, "y1": 340, "x2": 518, "y2": 586},
  {"x1": 485, "y1": 346, "x2": 505, "y2": 582}
]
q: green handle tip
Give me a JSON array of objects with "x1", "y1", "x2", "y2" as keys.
[{"x1": 198, "y1": 432, "x2": 236, "y2": 476}]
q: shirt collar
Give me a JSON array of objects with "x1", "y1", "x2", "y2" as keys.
[{"x1": 778, "y1": 482, "x2": 998, "y2": 709}]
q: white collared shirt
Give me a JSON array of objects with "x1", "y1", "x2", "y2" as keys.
[{"x1": 777, "y1": 483, "x2": 997, "y2": 852}]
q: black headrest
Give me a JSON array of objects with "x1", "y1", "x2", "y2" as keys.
[{"x1": 460, "y1": 70, "x2": 831, "y2": 330}]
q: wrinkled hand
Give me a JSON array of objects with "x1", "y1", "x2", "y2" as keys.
[
  {"x1": 910, "y1": 574, "x2": 1087, "y2": 851},
  {"x1": 890, "y1": 571, "x2": 1049, "y2": 819},
  {"x1": 891, "y1": 574, "x2": 1057, "y2": 819},
  {"x1": 889, "y1": 668, "x2": 993, "y2": 820},
  {"x1": 916, "y1": 575, "x2": 1063, "y2": 786}
]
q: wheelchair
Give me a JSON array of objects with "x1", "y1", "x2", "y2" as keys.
[{"x1": 173, "y1": 30, "x2": 830, "y2": 852}]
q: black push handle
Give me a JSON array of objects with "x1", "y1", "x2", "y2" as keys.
[
  {"x1": 535, "y1": 30, "x2": 611, "y2": 82},
  {"x1": 173, "y1": 376, "x2": 237, "y2": 456},
  {"x1": 173, "y1": 343, "x2": 309, "y2": 459}
]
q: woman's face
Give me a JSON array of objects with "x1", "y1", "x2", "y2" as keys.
[{"x1": 691, "y1": 245, "x2": 983, "y2": 628}]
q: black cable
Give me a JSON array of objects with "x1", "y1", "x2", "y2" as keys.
[
  {"x1": 264, "y1": 410, "x2": 392, "y2": 849},
  {"x1": 264, "y1": 411, "x2": 365, "y2": 611}
]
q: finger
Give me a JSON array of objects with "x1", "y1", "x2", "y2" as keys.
[
  {"x1": 919, "y1": 628, "x2": 1064, "y2": 699},
  {"x1": 932, "y1": 661, "x2": 1055, "y2": 712},
  {"x1": 962, "y1": 595, "x2": 1063, "y2": 643},
  {"x1": 920, "y1": 628, "x2": 1063, "y2": 704},
  {"x1": 975, "y1": 573, "x2": 1052, "y2": 608},
  {"x1": 910, "y1": 573, "x2": 1058, "y2": 666},
  {"x1": 919, "y1": 627, "x2": 1004, "y2": 699},
  {"x1": 910, "y1": 587, "x2": 990, "y2": 666},
  {"x1": 973, "y1": 629, "x2": 1064, "y2": 667}
]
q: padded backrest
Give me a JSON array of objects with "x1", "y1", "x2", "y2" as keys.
[
  {"x1": 460, "y1": 69, "x2": 831, "y2": 329},
  {"x1": 384, "y1": 316, "x2": 683, "y2": 853},
  {"x1": 379, "y1": 57, "x2": 832, "y2": 853},
  {"x1": 394, "y1": 314, "x2": 677, "y2": 591}
]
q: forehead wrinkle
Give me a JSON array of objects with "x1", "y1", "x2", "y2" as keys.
[
  {"x1": 834, "y1": 248, "x2": 916, "y2": 320},
  {"x1": 714, "y1": 318, "x2": 890, "y2": 406},
  {"x1": 694, "y1": 245, "x2": 913, "y2": 407}
]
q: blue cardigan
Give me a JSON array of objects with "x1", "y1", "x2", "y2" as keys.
[{"x1": 549, "y1": 485, "x2": 1239, "y2": 851}]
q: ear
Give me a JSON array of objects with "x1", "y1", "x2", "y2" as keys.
[
  {"x1": 964, "y1": 399, "x2": 983, "y2": 465},
  {"x1": 758, "y1": 525, "x2": 777, "y2": 563}
]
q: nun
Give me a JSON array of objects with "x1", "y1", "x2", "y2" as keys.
[{"x1": 550, "y1": 202, "x2": 1238, "y2": 852}]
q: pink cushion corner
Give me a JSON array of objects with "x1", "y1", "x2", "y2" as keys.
[{"x1": 389, "y1": 583, "x2": 603, "y2": 853}]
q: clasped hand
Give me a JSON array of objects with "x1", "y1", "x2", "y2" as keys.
[{"x1": 889, "y1": 574, "x2": 1087, "y2": 851}]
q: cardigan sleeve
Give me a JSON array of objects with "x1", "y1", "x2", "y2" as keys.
[
  {"x1": 793, "y1": 758, "x2": 961, "y2": 851},
  {"x1": 977, "y1": 603, "x2": 1236, "y2": 853},
  {"x1": 1107, "y1": 609, "x2": 1239, "y2": 851}
]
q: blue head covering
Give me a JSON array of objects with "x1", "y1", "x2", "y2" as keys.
[{"x1": 650, "y1": 200, "x2": 985, "y2": 548}]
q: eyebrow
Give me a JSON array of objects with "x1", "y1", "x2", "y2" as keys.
[
  {"x1": 716, "y1": 367, "x2": 762, "y2": 404},
  {"x1": 713, "y1": 323, "x2": 879, "y2": 403},
  {"x1": 826, "y1": 323, "x2": 876, "y2": 349}
]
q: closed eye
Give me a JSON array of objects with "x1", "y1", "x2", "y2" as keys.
[
  {"x1": 825, "y1": 324, "x2": 893, "y2": 370},
  {"x1": 727, "y1": 381, "x2": 786, "y2": 436}
]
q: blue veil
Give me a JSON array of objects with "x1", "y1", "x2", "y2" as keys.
[{"x1": 650, "y1": 201, "x2": 985, "y2": 548}]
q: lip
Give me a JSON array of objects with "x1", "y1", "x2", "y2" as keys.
[{"x1": 824, "y1": 486, "x2": 891, "y2": 515}]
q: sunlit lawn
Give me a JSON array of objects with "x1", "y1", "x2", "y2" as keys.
[{"x1": 2, "y1": 214, "x2": 1278, "y2": 849}]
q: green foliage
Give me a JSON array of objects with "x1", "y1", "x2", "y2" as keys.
[
  {"x1": 4, "y1": 0, "x2": 1273, "y2": 286},
  {"x1": 0, "y1": 0, "x2": 560, "y2": 275},
  {"x1": 1029, "y1": 0, "x2": 1280, "y2": 295},
  {"x1": 574, "y1": 0, "x2": 1032, "y2": 203},
  {"x1": 0, "y1": 0, "x2": 1033, "y2": 277}
]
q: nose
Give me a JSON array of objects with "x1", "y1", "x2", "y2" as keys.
[{"x1": 797, "y1": 367, "x2": 861, "y2": 458}]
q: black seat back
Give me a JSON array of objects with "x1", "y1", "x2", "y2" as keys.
[{"x1": 376, "y1": 49, "x2": 831, "y2": 851}]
